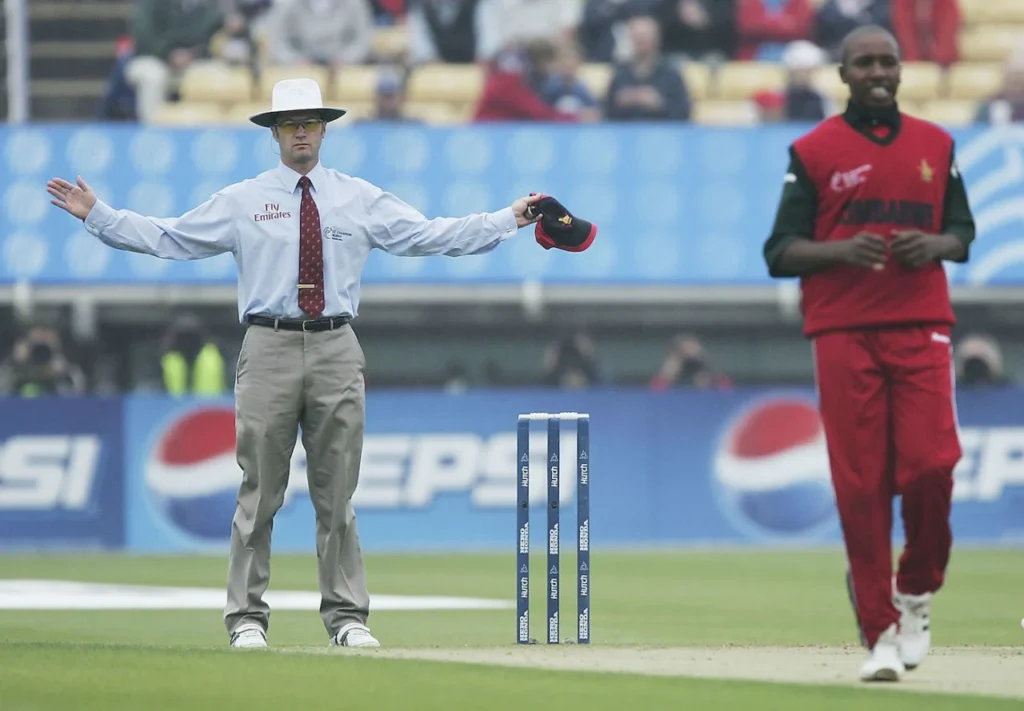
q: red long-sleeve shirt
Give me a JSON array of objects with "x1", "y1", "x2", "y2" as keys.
[
  {"x1": 890, "y1": 0, "x2": 961, "y2": 66},
  {"x1": 736, "y1": 0, "x2": 815, "y2": 61},
  {"x1": 473, "y1": 71, "x2": 577, "y2": 122}
]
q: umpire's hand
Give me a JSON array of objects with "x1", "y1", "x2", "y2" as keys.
[
  {"x1": 838, "y1": 232, "x2": 887, "y2": 271},
  {"x1": 512, "y1": 194, "x2": 545, "y2": 228},
  {"x1": 47, "y1": 176, "x2": 97, "y2": 220}
]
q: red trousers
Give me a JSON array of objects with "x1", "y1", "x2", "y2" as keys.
[{"x1": 813, "y1": 325, "x2": 961, "y2": 649}]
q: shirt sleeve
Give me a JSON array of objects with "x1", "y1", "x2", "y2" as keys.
[
  {"x1": 83, "y1": 189, "x2": 238, "y2": 259},
  {"x1": 763, "y1": 146, "x2": 817, "y2": 278},
  {"x1": 363, "y1": 184, "x2": 519, "y2": 256},
  {"x1": 941, "y1": 142, "x2": 975, "y2": 263}
]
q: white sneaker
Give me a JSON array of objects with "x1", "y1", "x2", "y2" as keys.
[
  {"x1": 895, "y1": 588, "x2": 932, "y2": 670},
  {"x1": 230, "y1": 622, "x2": 267, "y2": 649},
  {"x1": 329, "y1": 622, "x2": 380, "y2": 648},
  {"x1": 859, "y1": 623, "x2": 905, "y2": 682}
]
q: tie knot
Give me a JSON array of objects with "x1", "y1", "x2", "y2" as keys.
[{"x1": 298, "y1": 176, "x2": 311, "y2": 192}]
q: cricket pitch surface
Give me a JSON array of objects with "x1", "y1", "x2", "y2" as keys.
[{"x1": 338, "y1": 645, "x2": 1024, "y2": 700}]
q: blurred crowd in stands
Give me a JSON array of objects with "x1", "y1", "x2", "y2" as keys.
[{"x1": 96, "y1": 0, "x2": 1024, "y2": 126}]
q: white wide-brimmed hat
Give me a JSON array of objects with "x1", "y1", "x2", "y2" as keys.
[{"x1": 249, "y1": 77, "x2": 347, "y2": 128}]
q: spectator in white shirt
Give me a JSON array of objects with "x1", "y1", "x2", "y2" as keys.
[{"x1": 267, "y1": 0, "x2": 373, "y2": 67}]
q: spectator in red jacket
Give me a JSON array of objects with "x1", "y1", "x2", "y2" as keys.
[
  {"x1": 473, "y1": 43, "x2": 577, "y2": 122},
  {"x1": 889, "y1": 0, "x2": 960, "y2": 67},
  {"x1": 736, "y1": 0, "x2": 815, "y2": 61}
]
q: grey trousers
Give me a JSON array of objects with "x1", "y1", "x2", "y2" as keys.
[{"x1": 223, "y1": 322, "x2": 370, "y2": 638}]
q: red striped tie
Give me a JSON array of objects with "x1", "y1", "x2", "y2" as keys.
[{"x1": 297, "y1": 176, "x2": 325, "y2": 318}]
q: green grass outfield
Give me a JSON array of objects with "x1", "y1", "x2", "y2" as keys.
[{"x1": 1, "y1": 549, "x2": 1022, "y2": 710}]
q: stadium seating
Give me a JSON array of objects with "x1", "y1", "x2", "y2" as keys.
[
  {"x1": 947, "y1": 63, "x2": 1004, "y2": 101},
  {"x1": 811, "y1": 65, "x2": 845, "y2": 102},
  {"x1": 406, "y1": 64, "x2": 484, "y2": 104},
  {"x1": 959, "y1": 25, "x2": 1024, "y2": 63},
  {"x1": 577, "y1": 63, "x2": 612, "y2": 101},
  {"x1": 257, "y1": 65, "x2": 331, "y2": 101},
  {"x1": 682, "y1": 62, "x2": 712, "y2": 101},
  {"x1": 333, "y1": 65, "x2": 382, "y2": 104},
  {"x1": 224, "y1": 103, "x2": 272, "y2": 125},
  {"x1": 148, "y1": 8, "x2": 1024, "y2": 130},
  {"x1": 918, "y1": 99, "x2": 978, "y2": 127},
  {"x1": 178, "y1": 61, "x2": 252, "y2": 104},
  {"x1": 404, "y1": 102, "x2": 474, "y2": 124},
  {"x1": 151, "y1": 102, "x2": 228, "y2": 125},
  {"x1": 692, "y1": 100, "x2": 759, "y2": 126},
  {"x1": 960, "y1": 0, "x2": 1024, "y2": 25},
  {"x1": 715, "y1": 62, "x2": 786, "y2": 100},
  {"x1": 896, "y1": 62, "x2": 944, "y2": 102}
]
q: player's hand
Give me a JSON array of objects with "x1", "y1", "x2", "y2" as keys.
[
  {"x1": 891, "y1": 230, "x2": 940, "y2": 269},
  {"x1": 47, "y1": 176, "x2": 97, "y2": 221},
  {"x1": 512, "y1": 193, "x2": 544, "y2": 228},
  {"x1": 839, "y1": 232, "x2": 887, "y2": 270}
]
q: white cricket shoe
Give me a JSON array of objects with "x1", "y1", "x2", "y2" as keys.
[
  {"x1": 230, "y1": 622, "x2": 267, "y2": 649},
  {"x1": 895, "y1": 588, "x2": 932, "y2": 670},
  {"x1": 859, "y1": 623, "x2": 904, "y2": 682},
  {"x1": 329, "y1": 622, "x2": 380, "y2": 648}
]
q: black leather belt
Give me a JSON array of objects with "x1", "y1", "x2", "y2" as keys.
[{"x1": 247, "y1": 314, "x2": 350, "y2": 332}]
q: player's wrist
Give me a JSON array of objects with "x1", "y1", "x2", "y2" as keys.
[
  {"x1": 933, "y1": 233, "x2": 966, "y2": 261},
  {"x1": 825, "y1": 240, "x2": 855, "y2": 266}
]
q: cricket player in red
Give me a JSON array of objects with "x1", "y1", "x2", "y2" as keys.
[{"x1": 763, "y1": 26, "x2": 975, "y2": 682}]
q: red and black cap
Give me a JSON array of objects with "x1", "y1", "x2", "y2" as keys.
[{"x1": 527, "y1": 194, "x2": 597, "y2": 253}]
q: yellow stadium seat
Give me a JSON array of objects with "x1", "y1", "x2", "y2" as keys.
[
  {"x1": 337, "y1": 102, "x2": 375, "y2": 122},
  {"x1": 333, "y1": 66, "x2": 384, "y2": 103},
  {"x1": 406, "y1": 64, "x2": 483, "y2": 103},
  {"x1": 960, "y1": 0, "x2": 1024, "y2": 25},
  {"x1": 917, "y1": 100, "x2": 979, "y2": 128},
  {"x1": 692, "y1": 100, "x2": 759, "y2": 126},
  {"x1": 812, "y1": 64, "x2": 847, "y2": 101},
  {"x1": 682, "y1": 62, "x2": 711, "y2": 101},
  {"x1": 149, "y1": 102, "x2": 228, "y2": 126},
  {"x1": 258, "y1": 65, "x2": 331, "y2": 100},
  {"x1": 897, "y1": 100, "x2": 923, "y2": 117},
  {"x1": 223, "y1": 102, "x2": 275, "y2": 126},
  {"x1": 179, "y1": 61, "x2": 253, "y2": 103},
  {"x1": 813, "y1": 62, "x2": 940, "y2": 103},
  {"x1": 715, "y1": 62, "x2": 785, "y2": 101},
  {"x1": 372, "y1": 25, "x2": 409, "y2": 61},
  {"x1": 958, "y1": 25, "x2": 1024, "y2": 63},
  {"x1": 946, "y1": 62, "x2": 1003, "y2": 100},
  {"x1": 403, "y1": 102, "x2": 469, "y2": 125},
  {"x1": 577, "y1": 63, "x2": 612, "y2": 100},
  {"x1": 896, "y1": 61, "x2": 943, "y2": 101}
]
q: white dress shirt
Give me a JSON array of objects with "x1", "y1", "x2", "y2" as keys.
[{"x1": 83, "y1": 161, "x2": 519, "y2": 322}]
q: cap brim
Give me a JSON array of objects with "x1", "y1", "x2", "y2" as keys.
[{"x1": 249, "y1": 107, "x2": 348, "y2": 128}]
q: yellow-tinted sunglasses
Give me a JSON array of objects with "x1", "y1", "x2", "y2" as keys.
[{"x1": 276, "y1": 119, "x2": 324, "y2": 135}]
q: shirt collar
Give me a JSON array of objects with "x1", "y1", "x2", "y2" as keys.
[
  {"x1": 275, "y1": 161, "x2": 327, "y2": 194},
  {"x1": 842, "y1": 100, "x2": 901, "y2": 131}
]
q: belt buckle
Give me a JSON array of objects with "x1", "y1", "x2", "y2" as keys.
[{"x1": 301, "y1": 319, "x2": 316, "y2": 332}]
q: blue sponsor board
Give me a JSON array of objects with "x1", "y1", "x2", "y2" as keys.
[
  {"x1": 122, "y1": 388, "x2": 1024, "y2": 553},
  {"x1": 5, "y1": 124, "x2": 1024, "y2": 286},
  {"x1": 0, "y1": 397, "x2": 124, "y2": 547}
]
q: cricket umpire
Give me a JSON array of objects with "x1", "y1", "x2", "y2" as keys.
[
  {"x1": 763, "y1": 27, "x2": 975, "y2": 682},
  {"x1": 47, "y1": 78, "x2": 545, "y2": 649}
]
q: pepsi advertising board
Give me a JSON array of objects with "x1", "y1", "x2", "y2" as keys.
[
  {"x1": 0, "y1": 398, "x2": 124, "y2": 547},
  {"x1": 118, "y1": 389, "x2": 1024, "y2": 553}
]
